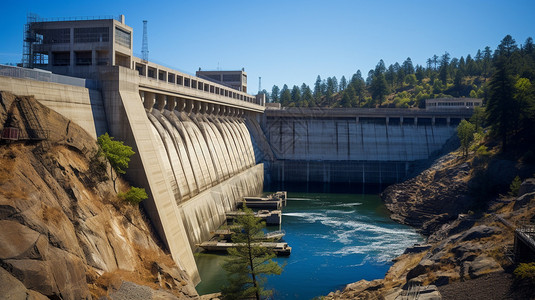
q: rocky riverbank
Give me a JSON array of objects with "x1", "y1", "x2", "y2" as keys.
[
  {"x1": 325, "y1": 151, "x2": 535, "y2": 299},
  {"x1": 0, "y1": 91, "x2": 199, "y2": 299}
]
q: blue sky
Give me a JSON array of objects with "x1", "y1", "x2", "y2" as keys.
[{"x1": 1, "y1": 0, "x2": 534, "y2": 93}]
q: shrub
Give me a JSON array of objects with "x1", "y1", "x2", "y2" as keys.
[
  {"x1": 119, "y1": 187, "x2": 148, "y2": 205},
  {"x1": 509, "y1": 176, "x2": 522, "y2": 197},
  {"x1": 514, "y1": 263, "x2": 535, "y2": 284}
]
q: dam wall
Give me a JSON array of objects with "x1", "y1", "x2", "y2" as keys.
[
  {"x1": 100, "y1": 66, "x2": 265, "y2": 283},
  {"x1": 264, "y1": 107, "x2": 468, "y2": 184}
]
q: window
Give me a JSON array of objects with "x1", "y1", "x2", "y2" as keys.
[
  {"x1": 53, "y1": 52, "x2": 70, "y2": 66},
  {"x1": 74, "y1": 27, "x2": 109, "y2": 43},
  {"x1": 223, "y1": 74, "x2": 241, "y2": 82},
  {"x1": 40, "y1": 28, "x2": 70, "y2": 44},
  {"x1": 115, "y1": 27, "x2": 131, "y2": 48},
  {"x1": 75, "y1": 51, "x2": 92, "y2": 65}
]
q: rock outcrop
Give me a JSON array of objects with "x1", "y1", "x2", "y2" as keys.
[
  {"x1": 382, "y1": 154, "x2": 473, "y2": 235},
  {"x1": 0, "y1": 91, "x2": 198, "y2": 299}
]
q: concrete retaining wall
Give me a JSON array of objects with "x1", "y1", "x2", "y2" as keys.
[{"x1": 0, "y1": 76, "x2": 107, "y2": 139}]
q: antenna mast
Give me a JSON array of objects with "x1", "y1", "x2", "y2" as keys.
[{"x1": 142, "y1": 20, "x2": 149, "y2": 62}]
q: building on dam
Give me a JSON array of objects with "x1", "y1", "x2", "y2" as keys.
[{"x1": 0, "y1": 13, "x2": 479, "y2": 285}]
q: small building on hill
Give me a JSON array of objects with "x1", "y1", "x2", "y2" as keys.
[{"x1": 425, "y1": 98, "x2": 482, "y2": 111}]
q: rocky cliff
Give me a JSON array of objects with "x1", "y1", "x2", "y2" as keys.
[
  {"x1": 381, "y1": 153, "x2": 473, "y2": 236},
  {"x1": 0, "y1": 91, "x2": 198, "y2": 299}
]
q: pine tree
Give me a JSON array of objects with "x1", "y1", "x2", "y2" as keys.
[
  {"x1": 339, "y1": 75, "x2": 347, "y2": 91},
  {"x1": 221, "y1": 207, "x2": 283, "y2": 300},
  {"x1": 280, "y1": 84, "x2": 291, "y2": 106},
  {"x1": 486, "y1": 59, "x2": 516, "y2": 152},
  {"x1": 313, "y1": 75, "x2": 322, "y2": 100},
  {"x1": 271, "y1": 85, "x2": 280, "y2": 103}
]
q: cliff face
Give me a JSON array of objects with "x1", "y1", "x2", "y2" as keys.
[
  {"x1": 381, "y1": 153, "x2": 473, "y2": 236},
  {"x1": 0, "y1": 91, "x2": 198, "y2": 299}
]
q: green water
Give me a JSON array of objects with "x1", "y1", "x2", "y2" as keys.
[{"x1": 195, "y1": 192, "x2": 422, "y2": 299}]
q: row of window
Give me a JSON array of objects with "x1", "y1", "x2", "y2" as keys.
[
  {"x1": 35, "y1": 26, "x2": 130, "y2": 47},
  {"x1": 50, "y1": 51, "x2": 109, "y2": 66},
  {"x1": 432, "y1": 102, "x2": 481, "y2": 107},
  {"x1": 135, "y1": 63, "x2": 256, "y2": 103}
]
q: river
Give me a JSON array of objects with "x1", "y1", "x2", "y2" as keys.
[{"x1": 194, "y1": 189, "x2": 422, "y2": 299}]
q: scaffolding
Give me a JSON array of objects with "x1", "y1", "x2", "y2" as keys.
[{"x1": 22, "y1": 13, "x2": 46, "y2": 68}]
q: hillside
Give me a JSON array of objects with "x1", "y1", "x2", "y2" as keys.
[{"x1": 0, "y1": 91, "x2": 198, "y2": 299}]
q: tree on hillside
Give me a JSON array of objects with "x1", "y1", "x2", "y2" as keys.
[
  {"x1": 457, "y1": 119, "x2": 476, "y2": 156},
  {"x1": 339, "y1": 75, "x2": 347, "y2": 91},
  {"x1": 486, "y1": 59, "x2": 516, "y2": 152},
  {"x1": 370, "y1": 74, "x2": 389, "y2": 105},
  {"x1": 280, "y1": 84, "x2": 291, "y2": 106},
  {"x1": 495, "y1": 35, "x2": 518, "y2": 58},
  {"x1": 271, "y1": 85, "x2": 280, "y2": 103},
  {"x1": 313, "y1": 75, "x2": 322, "y2": 100},
  {"x1": 301, "y1": 83, "x2": 313, "y2": 106},
  {"x1": 221, "y1": 207, "x2": 283, "y2": 300},
  {"x1": 97, "y1": 133, "x2": 135, "y2": 192},
  {"x1": 291, "y1": 85, "x2": 301, "y2": 104}
]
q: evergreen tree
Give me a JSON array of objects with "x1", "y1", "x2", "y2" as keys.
[
  {"x1": 339, "y1": 75, "x2": 347, "y2": 91},
  {"x1": 280, "y1": 84, "x2": 291, "y2": 106},
  {"x1": 486, "y1": 59, "x2": 516, "y2": 152},
  {"x1": 370, "y1": 74, "x2": 388, "y2": 105},
  {"x1": 402, "y1": 57, "x2": 415, "y2": 74},
  {"x1": 313, "y1": 75, "x2": 322, "y2": 100},
  {"x1": 495, "y1": 35, "x2": 518, "y2": 58},
  {"x1": 332, "y1": 76, "x2": 338, "y2": 93},
  {"x1": 301, "y1": 84, "x2": 313, "y2": 105},
  {"x1": 291, "y1": 85, "x2": 301, "y2": 104},
  {"x1": 221, "y1": 207, "x2": 283, "y2": 300},
  {"x1": 374, "y1": 59, "x2": 386, "y2": 76},
  {"x1": 271, "y1": 85, "x2": 280, "y2": 103}
]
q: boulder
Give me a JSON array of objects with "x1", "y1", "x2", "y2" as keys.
[
  {"x1": 514, "y1": 191, "x2": 535, "y2": 209},
  {"x1": 518, "y1": 178, "x2": 535, "y2": 196},
  {"x1": 406, "y1": 259, "x2": 435, "y2": 280},
  {"x1": 457, "y1": 225, "x2": 499, "y2": 242},
  {"x1": 0, "y1": 267, "x2": 28, "y2": 300},
  {"x1": 403, "y1": 244, "x2": 432, "y2": 254},
  {"x1": 451, "y1": 242, "x2": 482, "y2": 262},
  {"x1": 463, "y1": 255, "x2": 503, "y2": 279}
]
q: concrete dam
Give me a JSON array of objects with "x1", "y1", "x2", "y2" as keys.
[
  {"x1": 263, "y1": 107, "x2": 472, "y2": 185},
  {"x1": 0, "y1": 13, "x2": 475, "y2": 288}
]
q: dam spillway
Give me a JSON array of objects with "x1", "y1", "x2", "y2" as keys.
[{"x1": 146, "y1": 104, "x2": 262, "y2": 248}]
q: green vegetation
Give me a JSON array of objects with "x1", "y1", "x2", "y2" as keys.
[
  {"x1": 268, "y1": 35, "x2": 534, "y2": 112},
  {"x1": 97, "y1": 133, "x2": 135, "y2": 192},
  {"x1": 514, "y1": 262, "x2": 535, "y2": 284},
  {"x1": 118, "y1": 186, "x2": 148, "y2": 205},
  {"x1": 508, "y1": 176, "x2": 522, "y2": 197},
  {"x1": 457, "y1": 120, "x2": 476, "y2": 156},
  {"x1": 221, "y1": 207, "x2": 283, "y2": 300}
]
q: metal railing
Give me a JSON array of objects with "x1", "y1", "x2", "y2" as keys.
[
  {"x1": 32, "y1": 15, "x2": 119, "y2": 22},
  {"x1": 0, "y1": 64, "x2": 99, "y2": 90}
]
